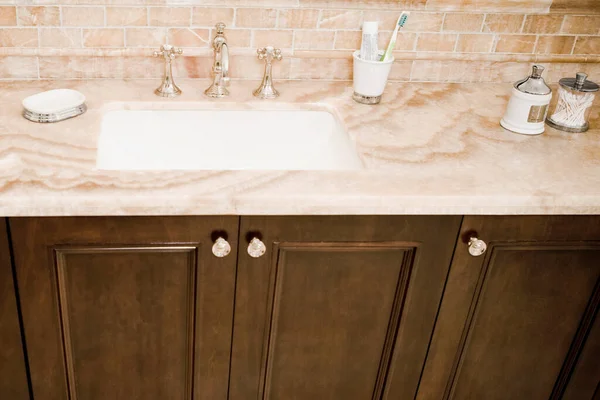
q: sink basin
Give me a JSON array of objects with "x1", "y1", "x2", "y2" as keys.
[{"x1": 96, "y1": 109, "x2": 363, "y2": 171}]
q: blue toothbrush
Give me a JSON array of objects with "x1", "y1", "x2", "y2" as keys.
[{"x1": 380, "y1": 12, "x2": 410, "y2": 62}]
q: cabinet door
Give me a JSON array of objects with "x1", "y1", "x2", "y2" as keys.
[
  {"x1": 418, "y1": 216, "x2": 600, "y2": 400},
  {"x1": 230, "y1": 216, "x2": 462, "y2": 400},
  {"x1": 10, "y1": 216, "x2": 238, "y2": 400},
  {"x1": 0, "y1": 218, "x2": 30, "y2": 399}
]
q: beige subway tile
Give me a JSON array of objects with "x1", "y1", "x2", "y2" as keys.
[
  {"x1": 402, "y1": 12, "x2": 444, "y2": 32},
  {"x1": 126, "y1": 27, "x2": 167, "y2": 47},
  {"x1": 39, "y1": 57, "x2": 117, "y2": 79},
  {"x1": 365, "y1": 11, "x2": 443, "y2": 32},
  {"x1": 319, "y1": 10, "x2": 361, "y2": 29},
  {"x1": 535, "y1": 35, "x2": 575, "y2": 54},
  {"x1": 290, "y1": 57, "x2": 352, "y2": 80},
  {"x1": 388, "y1": 60, "x2": 412, "y2": 81},
  {"x1": 123, "y1": 57, "x2": 165, "y2": 79},
  {"x1": 17, "y1": 6, "x2": 59, "y2": 26},
  {"x1": 149, "y1": 7, "x2": 191, "y2": 26},
  {"x1": 334, "y1": 30, "x2": 360, "y2": 50},
  {"x1": 573, "y1": 37, "x2": 600, "y2": 55},
  {"x1": 168, "y1": 28, "x2": 209, "y2": 47},
  {"x1": 456, "y1": 33, "x2": 494, "y2": 52},
  {"x1": 379, "y1": 31, "x2": 416, "y2": 51},
  {"x1": 225, "y1": 28, "x2": 251, "y2": 48},
  {"x1": 254, "y1": 29, "x2": 292, "y2": 48},
  {"x1": 443, "y1": 13, "x2": 484, "y2": 32},
  {"x1": 106, "y1": 7, "x2": 147, "y2": 27},
  {"x1": 336, "y1": 30, "x2": 413, "y2": 52},
  {"x1": 363, "y1": 11, "x2": 399, "y2": 30},
  {"x1": 83, "y1": 28, "x2": 124, "y2": 47},
  {"x1": 522, "y1": 14, "x2": 563, "y2": 34},
  {"x1": 278, "y1": 9, "x2": 319, "y2": 29},
  {"x1": 301, "y1": 0, "x2": 425, "y2": 8},
  {"x1": 482, "y1": 14, "x2": 524, "y2": 33},
  {"x1": 191, "y1": 7, "x2": 234, "y2": 27},
  {"x1": 294, "y1": 30, "x2": 335, "y2": 50},
  {"x1": 62, "y1": 7, "x2": 104, "y2": 27},
  {"x1": 416, "y1": 33, "x2": 457, "y2": 51},
  {"x1": 236, "y1": 8, "x2": 277, "y2": 28},
  {"x1": 0, "y1": 56, "x2": 38, "y2": 79},
  {"x1": 229, "y1": 54, "x2": 290, "y2": 79},
  {"x1": 39, "y1": 28, "x2": 81, "y2": 48},
  {"x1": 426, "y1": 0, "x2": 552, "y2": 13},
  {"x1": 494, "y1": 34, "x2": 536, "y2": 53},
  {"x1": 0, "y1": 7, "x2": 16, "y2": 26},
  {"x1": 0, "y1": 28, "x2": 37, "y2": 46},
  {"x1": 178, "y1": 56, "x2": 213, "y2": 79},
  {"x1": 561, "y1": 16, "x2": 600, "y2": 35},
  {"x1": 410, "y1": 60, "x2": 492, "y2": 82}
]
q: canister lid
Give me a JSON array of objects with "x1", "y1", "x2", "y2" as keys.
[
  {"x1": 559, "y1": 72, "x2": 599, "y2": 92},
  {"x1": 515, "y1": 65, "x2": 552, "y2": 95}
]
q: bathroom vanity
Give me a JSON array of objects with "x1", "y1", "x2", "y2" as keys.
[{"x1": 1, "y1": 80, "x2": 599, "y2": 400}]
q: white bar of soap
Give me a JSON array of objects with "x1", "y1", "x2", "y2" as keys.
[{"x1": 22, "y1": 89, "x2": 86, "y2": 114}]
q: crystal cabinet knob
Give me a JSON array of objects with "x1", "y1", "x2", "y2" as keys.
[
  {"x1": 247, "y1": 237, "x2": 266, "y2": 258},
  {"x1": 468, "y1": 237, "x2": 487, "y2": 257},
  {"x1": 212, "y1": 237, "x2": 231, "y2": 258}
]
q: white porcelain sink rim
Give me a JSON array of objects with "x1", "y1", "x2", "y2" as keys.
[{"x1": 96, "y1": 106, "x2": 364, "y2": 171}]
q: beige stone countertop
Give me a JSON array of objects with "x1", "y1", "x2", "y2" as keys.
[{"x1": 0, "y1": 79, "x2": 599, "y2": 216}]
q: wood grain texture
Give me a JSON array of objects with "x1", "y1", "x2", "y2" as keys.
[
  {"x1": 0, "y1": 218, "x2": 29, "y2": 400},
  {"x1": 10, "y1": 216, "x2": 238, "y2": 400},
  {"x1": 418, "y1": 216, "x2": 600, "y2": 400},
  {"x1": 229, "y1": 215, "x2": 462, "y2": 400}
]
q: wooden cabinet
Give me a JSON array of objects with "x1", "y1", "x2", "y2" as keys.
[
  {"x1": 418, "y1": 216, "x2": 600, "y2": 400},
  {"x1": 8, "y1": 215, "x2": 599, "y2": 400},
  {"x1": 229, "y1": 216, "x2": 462, "y2": 400},
  {"x1": 10, "y1": 217, "x2": 238, "y2": 400},
  {"x1": 0, "y1": 218, "x2": 30, "y2": 400}
]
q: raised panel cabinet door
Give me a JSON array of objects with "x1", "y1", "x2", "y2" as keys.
[
  {"x1": 10, "y1": 216, "x2": 238, "y2": 400},
  {"x1": 229, "y1": 216, "x2": 462, "y2": 400},
  {"x1": 0, "y1": 218, "x2": 30, "y2": 399},
  {"x1": 418, "y1": 216, "x2": 600, "y2": 400}
]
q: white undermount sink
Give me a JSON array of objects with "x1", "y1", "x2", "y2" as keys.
[{"x1": 96, "y1": 109, "x2": 363, "y2": 171}]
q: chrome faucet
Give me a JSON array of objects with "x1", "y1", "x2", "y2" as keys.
[
  {"x1": 205, "y1": 23, "x2": 230, "y2": 98},
  {"x1": 153, "y1": 44, "x2": 183, "y2": 97}
]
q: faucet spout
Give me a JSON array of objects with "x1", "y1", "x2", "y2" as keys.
[{"x1": 205, "y1": 23, "x2": 230, "y2": 98}]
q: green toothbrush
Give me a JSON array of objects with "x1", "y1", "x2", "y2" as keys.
[{"x1": 380, "y1": 12, "x2": 410, "y2": 62}]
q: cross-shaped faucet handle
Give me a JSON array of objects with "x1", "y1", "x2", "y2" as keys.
[
  {"x1": 153, "y1": 44, "x2": 183, "y2": 61},
  {"x1": 256, "y1": 46, "x2": 282, "y2": 63}
]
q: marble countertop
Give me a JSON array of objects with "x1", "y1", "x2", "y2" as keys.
[{"x1": 1, "y1": 79, "x2": 599, "y2": 216}]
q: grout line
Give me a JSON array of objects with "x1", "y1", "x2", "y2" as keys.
[
  {"x1": 519, "y1": 14, "x2": 527, "y2": 33},
  {"x1": 316, "y1": 9, "x2": 322, "y2": 29},
  {"x1": 532, "y1": 34, "x2": 540, "y2": 54},
  {"x1": 558, "y1": 14, "x2": 566, "y2": 34},
  {"x1": 570, "y1": 36, "x2": 578, "y2": 55}
]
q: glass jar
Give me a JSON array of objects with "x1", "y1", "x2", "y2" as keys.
[{"x1": 546, "y1": 72, "x2": 599, "y2": 133}]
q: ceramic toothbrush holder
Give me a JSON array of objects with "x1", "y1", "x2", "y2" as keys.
[{"x1": 352, "y1": 50, "x2": 394, "y2": 105}]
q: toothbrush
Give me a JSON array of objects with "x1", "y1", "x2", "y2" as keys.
[{"x1": 380, "y1": 12, "x2": 410, "y2": 62}]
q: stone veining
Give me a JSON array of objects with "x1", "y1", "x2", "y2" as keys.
[{"x1": 1, "y1": 79, "x2": 599, "y2": 216}]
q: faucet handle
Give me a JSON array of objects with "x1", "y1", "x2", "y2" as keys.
[
  {"x1": 153, "y1": 44, "x2": 183, "y2": 60},
  {"x1": 256, "y1": 46, "x2": 282, "y2": 63},
  {"x1": 215, "y1": 22, "x2": 226, "y2": 34}
]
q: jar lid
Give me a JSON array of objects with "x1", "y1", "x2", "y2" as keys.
[
  {"x1": 515, "y1": 65, "x2": 552, "y2": 95},
  {"x1": 559, "y1": 72, "x2": 599, "y2": 92}
]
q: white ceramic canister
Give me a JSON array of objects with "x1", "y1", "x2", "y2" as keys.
[{"x1": 501, "y1": 65, "x2": 552, "y2": 135}]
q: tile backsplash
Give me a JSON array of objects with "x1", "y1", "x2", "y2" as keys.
[{"x1": 0, "y1": 0, "x2": 599, "y2": 82}]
